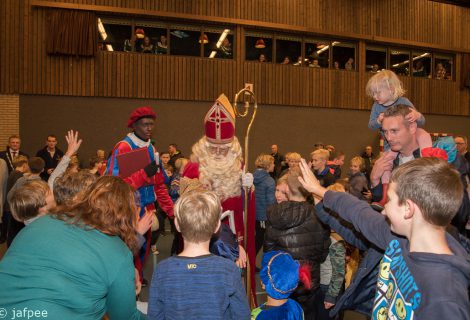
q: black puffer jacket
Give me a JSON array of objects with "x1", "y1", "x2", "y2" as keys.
[{"x1": 264, "y1": 201, "x2": 331, "y2": 290}]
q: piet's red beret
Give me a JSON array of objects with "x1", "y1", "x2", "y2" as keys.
[{"x1": 127, "y1": 106, "x2": 156, "y2": 128}]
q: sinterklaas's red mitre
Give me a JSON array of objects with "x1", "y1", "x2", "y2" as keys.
[{"x1": 204, "y1": 94, "x2": 236, "y2": 144}]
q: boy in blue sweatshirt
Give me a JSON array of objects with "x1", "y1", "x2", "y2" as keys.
[
  {"x1": 298, "y1": 157, "x2": 470, "y2": 320},
  {"x1": 148, "y1": 190, "x2": 250, "y2": 320}
]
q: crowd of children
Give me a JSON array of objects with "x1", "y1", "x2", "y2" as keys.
[{"x1": 0, "y1": 69, "x2": 469, "y2": 320}]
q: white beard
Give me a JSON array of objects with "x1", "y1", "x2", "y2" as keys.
[{"x1": 192, "y1": 137, "x2": 243, "y2": 201}]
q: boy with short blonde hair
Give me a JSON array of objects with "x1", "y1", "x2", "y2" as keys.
[
  {"x1": 275, "y1": 176, "x2": 289, "y2": 203},
  {"x1": 174, "y1": 190, "x2": 221, "y2": 243},
  {"x1": 5, "y1": 157, "x2": 46, "y2": 246},
  {"x1": 9, "y1": 179, "x2": 54, "y2": 224},
  {"x1": 311, "y1": 149, "x2": 336, "y2": 188},
  {"x1": 299, "y1": 157, "x2": 470, "y2": 319},
  {"x1": 148, "y1": 190, "x2": 250, "y2": 320},
  {"x1": 12, "y1": 156, "x2": 28, "y2": 172},
  {"x1": 255, "y1": 154, "x2": 274, "y2": 170}
]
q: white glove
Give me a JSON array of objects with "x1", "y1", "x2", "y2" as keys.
[
  {"x1": 241, "y1": 172, "x2": 254, "y2": 188},
  {"x1": 154, "y1": 152, "x2": 160, "y2": 166}
]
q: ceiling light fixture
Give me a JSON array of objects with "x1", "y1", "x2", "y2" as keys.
[
  {"x1": 199, "y1": 33, "x2": 209, "y2": 44},
  {"x1": 255, "y1": 39, "x2": 266, "y2": 49}
]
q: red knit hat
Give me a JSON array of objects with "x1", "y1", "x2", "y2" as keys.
[
  {"x1": 204, "y1": 94, "x2": 235, "y2": 144},
  {"x1": 181, "y1": 161, "x2": 200, "y2": 179},
  {"x1": 127, "y1": 106, "x2": 156, "y2": 128},
  {"x1": 421, "y1": 147, "x2": 448, "y2": 161}
]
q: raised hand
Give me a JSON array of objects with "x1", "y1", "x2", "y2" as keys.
[
  {"x1": 298, "y1": 158, "x2": 327, "y2": 199},
  {"x1": 65, "y1": 130, "x2": 83, "y2": 157},
  {"x1": 136, "y1": 209, "x2": 155, "y2": 236}
]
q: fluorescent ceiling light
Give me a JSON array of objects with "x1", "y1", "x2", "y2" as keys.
[
  {"x1": 317, "y1": 41, "x2": 339, "y2": 54},
  {"x1": 97, "y1": 18, "x2": 108, "y2": 41},
  {"x1": 215, "y1": 29, "x2": 230, "y2": 48},
  {"x1": 209, "y1": 29, "x2": 230, "y2": 59},
  {"x1": 392, "y1": 53, "x2": 430, "y2": 67}
]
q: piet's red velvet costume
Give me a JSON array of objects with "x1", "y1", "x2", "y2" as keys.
[
  {"x1": 192, "y1": 94, "x2": 257, "y2": 306},
  {"x1": 106, "y1": 107, "x2": 174, "y2": 277}
]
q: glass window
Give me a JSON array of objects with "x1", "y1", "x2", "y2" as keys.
[
  {"x1": 203, "y1": 28, "x2": 234, "y2": 59},
  {"x1": 135, "y1": 23, "x2": 167, "y2": 54},
  {"x1": 98, "y1": 18, "x2": 132, "y2": 52},
  {"x1": 390, "y1": 49, "x2": 410, "y2": 76},
  {"x1": 276, "y1": 36, "x2": 301, "y2": 65},
  {"x1": 305, "y1": 40, "x2": 329, "y2": 68},
  {"x1": 245, "y1": 34, "x2": 273, "y2": 62},
  {"x1": 170, "y1": 26, "x2": 201, "y2": 57},
  {"x1": 366, "y1": 45, "x2": 386, "y2": 73},
  {"x1": 332, "y1": 42, "x2": 356, "y2": 70},
  {"x1": 434, "y1": 54, "x2": 453, "y2": 80},
  {"x1": 411, "y1": 52, "x2": 431, "y2": 78}
]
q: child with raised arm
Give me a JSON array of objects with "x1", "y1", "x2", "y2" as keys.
[
  {"x1": 298, "y1": 157, "x2": 470, "y2": 320},
  {"x1": 148, "y1": 190, "x2": 250, "y2": 320},
  {"x1": 366, "y1": 70, "x2": 432, "y2": 209}
]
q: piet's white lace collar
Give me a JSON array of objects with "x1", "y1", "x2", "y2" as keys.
[{"x1": 127, "y1": 132, "x2": 150, "y2": 148}]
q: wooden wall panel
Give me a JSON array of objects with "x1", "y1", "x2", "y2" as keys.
[
  {"x1": 25, "y1": 0, "x2": 470, "y2": 50},
  {"x1": 0, "y1": 0, "x2": 469, "y2": 116},
  {"x1": 92, "y1": 53, "x2": 238, "y2": 101}
]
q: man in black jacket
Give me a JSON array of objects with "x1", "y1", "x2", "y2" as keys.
[
  {"x1": 361, "y1": 145, "x2": 375, "y2": 182},
  {"x1": 270, "y1": 144, "x2": 286, "y2": 180},
  {"x1": 36, "y1": 135, "x2": 64, "y2": 181}
]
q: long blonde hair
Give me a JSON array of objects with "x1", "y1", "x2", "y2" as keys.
[{"x1": 366, "y1": 70, "x2": 405, "y2": 101}]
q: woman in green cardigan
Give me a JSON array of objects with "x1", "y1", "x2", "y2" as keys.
[{"x1": 0, "y1": 176, "x2": 146, "y2": 320}]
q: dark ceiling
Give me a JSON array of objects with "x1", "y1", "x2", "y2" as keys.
[{"x1": 431, "y1": 0, "x2": 470, "y2": 8}]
